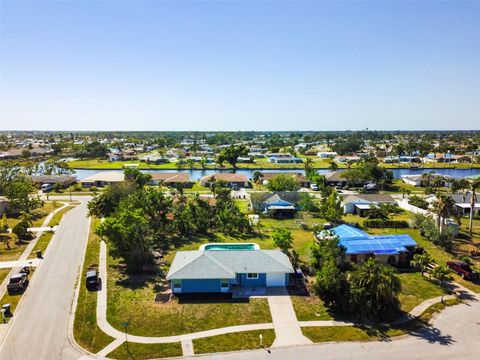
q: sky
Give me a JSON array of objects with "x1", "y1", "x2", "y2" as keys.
[{"x1": 0, "y1": 0, "x2": 479, "y2": 131}]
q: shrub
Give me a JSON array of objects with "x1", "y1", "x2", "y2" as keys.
[
  {"x1": 364, "y1": 219, "x2": 409, "y2": 228},
  {"x1": 408, "y1": 195, "x2": 429, "y2": 210},
  {"x1": 90, "y1": 186, "x2": 98, "y2": 192}
]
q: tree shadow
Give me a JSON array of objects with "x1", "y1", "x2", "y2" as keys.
[
  {"x1": 113, "y1": 264, "x2": 162, "y2": 290},
  {"x1": 407, "y1": 322, "x2": 456, "y2": 346}
]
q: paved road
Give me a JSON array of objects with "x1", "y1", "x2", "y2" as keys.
[
  {"x1": 0, "y1": 198, "x2": 90, "y2": 360},
  {"x1": 199, "y1": 293, "x2": 480, "y2": 360}
]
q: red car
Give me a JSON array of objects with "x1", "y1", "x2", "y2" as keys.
[{"x1": 446, "y1": 261, "x2": 479, "y2": 281}]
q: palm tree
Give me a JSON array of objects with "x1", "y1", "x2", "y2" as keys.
[
  {"x1": 410, "y1": 253, "x2": 432, "y2": 276},
  {"x1": 349, "y1": 258, "x2": 401, "y2": 321},
  {"x1": 468, "y1": 178, "x2": 480, "y2": 237},
  {"x1": 421, "y1": 171, "x2": 435, "y2": 187},
  {"x1": 329, "y1": 160, "x2": 338, "y2": 171},
  {"x1": 431, "y1": 193, "x2": 456, "y2": 232},
  {"x1": 430, "y1": 265, "x2": 451, "y2": 288}
]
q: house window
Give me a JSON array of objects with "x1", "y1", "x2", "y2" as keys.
[
  {"x1": 247, "y1": 273, "x2": 258, "y2": 279},
  {"x1": 172, "y1": 281, "x2": 181, "y2": 289},
  {"x1": 220, "y1": 280, "x2": 229, "y2": 288}
]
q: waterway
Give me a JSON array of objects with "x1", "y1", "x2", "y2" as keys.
[{"x1": 72, "y1": 167, "x2": 480, "y2": 181}]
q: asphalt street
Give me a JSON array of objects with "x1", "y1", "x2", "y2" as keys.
[{"x1": 0, "y1": 198, "x2": 90, "y2": 360}]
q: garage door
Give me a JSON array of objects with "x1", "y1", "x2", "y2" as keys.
[{"x1": 266, "y1": 273, "x2": 285, "y2": 287}]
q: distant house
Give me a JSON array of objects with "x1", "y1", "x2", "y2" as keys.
[
  {"x1": 0, "y1": 197, "x2": 10, "y2": 216},
  {"x1": 250, "y1": 192, "x2": 301, "y2": 218},
  {"x1": 30, "y1": 175, "x2": 77, "y2": 188},
  {"x1": 401, "y1": 174, "x2": 452, "y2": 187},
  {"x1": 166, "y1": 245, "x2": 294, "y2": 294},
  {"x1": 324, "y1": 171, "x2": 364, "y2": 188},
  {"x1": 200, "y1": 173, "x2": 249, "y2": 188},
  {"x1": 258, "y1": 172, "x2": 310, "y2": 188},
  {"x1": 267, "y1": 153, "x2": 303, "y2": 164},
  {"x1": 317, "y1": 151, "x2": 337, "y2": 159},
  {"x1": 148, "y1": 173, "x2": 192, "y2": 187},
  {"x1": 341, "y1": 194, "x2": 396, "y2": 216},
  {"x1": 317, "y1": 224, "x2": 417, "y2": 266},
  {"x1": 81, "y1": 171, "x2": 125, "y2": 187}
]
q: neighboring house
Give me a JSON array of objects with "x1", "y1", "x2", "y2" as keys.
[
  {"x1": 341, "y1": 194, "x2": 396, "y2": 216},
  {"x1": 450, "y1": 193, "x2": 480, "y2": 215},
  {"x1": 318, "y1": 224, "x2": 417, "y2": 266},
  {"x1": 317, "y1": 151, "x2": 337, "y2": 159},
  {"x1": 334, "y1": 155, "x2": 361, "y2": 164},
  {"x1": 166, "y1": 245, "x2": 294, "y2": 294},
  {"x1": 200, "y1": 173, "x2": 249, "y2": 188},
  {"x1": 259, "y1": 172, "x2": 310, "y2": 188},
  {"x1": 148, "y1": 173, "x2": 192, "y2": 187},
  {"x1": 250, "y1": 192, "x2": 301, "y2": 218},
  {"x1": 0, "y1": 197, "x2": 10, "y2": 216},
  {"x1": 29, "y1": 175, "x2": 77, "y2": 188},
  {"x1": 81, "y1": 171, "x2": 125, "y2": 187},
  {"x1": 324, "y1": 171, "x2": 364, "y2": 188},
  {"x1": 401, "y1": 174, "x2": 452, "y2": 187}
]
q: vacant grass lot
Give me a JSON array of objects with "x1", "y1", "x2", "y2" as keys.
[
  {"x1": 107, "y1": 342, "x2": 182, "y2": 360},
  {"x1": 193, "y1": 329, "x2": 276, "y2": 354},
  {"x1": 73, "y1": 217, "x2": 114, "y2": 353},
  {"x1": 291, "y1": 292, "x2": 334, "y2": 321}
]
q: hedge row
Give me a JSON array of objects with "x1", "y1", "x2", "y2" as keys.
[{"x1": 364, "y1": 219, "x2": 409, "y2": 228}]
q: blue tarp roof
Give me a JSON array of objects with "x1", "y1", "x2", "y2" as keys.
[{"x1": 332, "y1": 225, "x2": 417, "y2": 255}]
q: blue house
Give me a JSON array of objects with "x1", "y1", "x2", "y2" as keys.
[
  {"x1": 322, "y1": 225, "x2": 418, "y2": 266},
  {"x1": 166, "y1": 245, "x2": 294, "y2": 294}
]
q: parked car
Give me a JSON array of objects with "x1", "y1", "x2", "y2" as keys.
[
  {"x1": 310, "y1": 183, "x2": 319, "y2": 191},
  {"x1": 85, "y1": 269, "x2": 100, "y2": 290},
  {"x1": 7, "y1": 273, "x2": 28, "y2": 293},
  {"x1": 446, "y1": 261, "x2": 479, "y2": 281},
  {"x1": 41, "y1": 183, "x2": 54, "y2": 192}
]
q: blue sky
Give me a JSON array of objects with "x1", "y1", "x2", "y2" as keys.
[{"x1": 1, "y1": 1, "x2": 479, "y2": 131}]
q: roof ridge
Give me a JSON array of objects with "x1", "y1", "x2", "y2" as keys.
[
  {"x1": 204, "y1": 251, "x2": 237, "y2": 277},
  {"x1": 261, "y1": 250, "x2": 295, "y2": 272}
]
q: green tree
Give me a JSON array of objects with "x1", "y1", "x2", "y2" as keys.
[
  {"x1": 468, "y1": 178, "x2": 480, "y2": 237},
  {"x1": 430, "y1": 265, "x2": 451, "y2": 288},
  {"x1": 4, "y1": 176, "x2": 41, "y2": 213},
  {"x1": 272, "y1": 228, "x2": 293, "y2": 253},
  {"x1": 313, "y1": 257, "x2": 347, "y2": 306},
  {"x1": 348, "y1": 259, "x2": 401, "y2": 321},
  {"x1": 328, "y1": 161, "x2": 338, "y2": 171},
  {"x1": 266, "y1": 175, "x2": 300, "y2": 192},
  {"x1": 218, "y1": 145, "x2": 248, "y2": 168},
  {"x1": 410, "y1": 253, "x2": 433, "y2": 276},
  {"x1": 97, "y1": 204, "x2": 154, "y2": 272},
  {"x1": 320, "y1": 190, "x2": 343, "y2": 222}
]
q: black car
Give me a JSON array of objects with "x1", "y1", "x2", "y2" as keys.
[
  {"x1": 85, "y1": 270, "x2": 99, "y2": 290},
  {"x1": 7, "y1": 273, "x2": 28, "y2": 293}
]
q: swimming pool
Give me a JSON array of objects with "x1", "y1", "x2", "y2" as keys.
[{"x1": 200, "y1": 243, "x2": 260, "y2": 251}]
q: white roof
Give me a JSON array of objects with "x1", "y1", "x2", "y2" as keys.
[
  {"x1": 355, "y1": 204, "x2": 372, "y2": 210},
  {"x1": 81, "y1": 171, "x2": 125, "y2": 183}
]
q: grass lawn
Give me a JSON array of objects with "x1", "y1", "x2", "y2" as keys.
[
  {"x1": 47, "y1": 205, "x2": 77, "y2": 227},
  {"x1": 398, "y1": 272, "x2": 447, "y2": 312},
  {"x1": 234, "y1": 199, "x2": 250, "y2": 213},
  {"x1": 291, "y1": 291, "x2": 334, "y2": 321},
  {"x1": 0, "y1": 268, "x2": 35, "y2": 320},
  {"x1": 0, "y1": 268, "x2": 11, "y2": 284},
  {"x1": 107, "y1": 253, "x2": 272, "y2": 337},
  {"x1": 301, "y1": 300, "x2": 463, "y2": 344},
  {"x1": 0, "y1": 237, "x2": 29, "y2": 262},
  {"x1": 107, "y1": 342, "x2": 182, "y2": 360},
  {"x1": 193, "y1": 329, "x2": 276, "y2": 354},
  {"x1": 27, "y1": 232, "x2": 53, "y2": 259},
  {"x1": 73, "y1": 217, "x2": 115, "y2": 353},
  {"x1": 30, "y1": 201, "x2": 63, "y2": 227}
]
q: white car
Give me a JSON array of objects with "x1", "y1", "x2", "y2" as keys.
[{"x1": 310, "y1": 183, "x2": 319, "y2": 191}]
